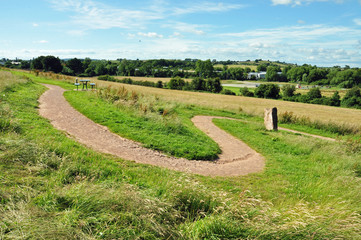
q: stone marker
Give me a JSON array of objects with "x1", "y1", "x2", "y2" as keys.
[{"x1": 264, "y1": 107, "x2": 278, "y2": 131}]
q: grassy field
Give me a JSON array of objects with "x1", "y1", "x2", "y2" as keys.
[
  {"x1": 2, "y1": 70, "x2": 361, "y2": 239},
  {"x1": 214, "y1": 64, "x2": 258, "y2": 71},
  {"x1": 92, "y1": 79, "x2": 361, "y2": 128}
]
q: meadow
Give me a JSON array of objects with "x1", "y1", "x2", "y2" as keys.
[{"x1": 1, "y1": 70, "x2": 361, "y2": 239}]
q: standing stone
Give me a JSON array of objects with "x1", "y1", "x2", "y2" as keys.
[{"x1": 264, "y1": 108, "x2": 278, "y2": 131}]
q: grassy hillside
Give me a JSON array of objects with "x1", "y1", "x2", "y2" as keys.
[{"x1": 1, "y1": 70, "x2": 361, "y2": 239}]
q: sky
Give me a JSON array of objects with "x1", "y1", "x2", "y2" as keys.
[{"x1": 1, "y1": 0, "x2": 361, "y2": 67}]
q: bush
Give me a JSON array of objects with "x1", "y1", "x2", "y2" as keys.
[
  {"x1": 341, "y1": 87, "x2": 361, "y2": 109},
  {"x1": 221, "y1": 89, "x2": 236, "y2": 95},
  {"x1": 282, "y1": 85, "x2": 296, "y2": 98},
  {"x1": 254, "y1": 84, "x2": 280, "y2": 99},
  {"x1": 168, "y1": 77, "x2": 185, "y2": 90},
  {"x1": 240, "y1": 87, "x2": 254, "y2": 97},
  {"x1": 307, "y1": 88, "x2": 322, "y2": 100}
]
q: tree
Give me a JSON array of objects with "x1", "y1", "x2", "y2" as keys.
[
  {"x1": 195, "y1": 60, "x2": 214, "y2": 78},
  {"x1": 240, "y1": 87, "x2": 254, "y2": 97},
  {"x1": 168, "y1": 77, "x2": 185, "y2": 90},
  {"x1": 42, "y1": 56, "x2": 62, "y2": 73},
  {"x1": 282, "y1": 85, "x2": 296, "y2": 98},
  {"x1": 330, "y1": 91, "x2": 341, "y2": 106},
  {"x1": 66, "y1": 58, "x2": 83, "y2": 75},
  {"x1": 254, "y1": 84, "x2": 280, "y2": 99},
  {"x1": 307, "y1": 88, "x2": 322, "y2": 100},
  {"x1": 205, "y1": 78, "x2": 222, "y2": 93},
  {"x1": 265, "y1": 66, "x2": 281, "y2": 82},
  {"x1": 341, "y1": 87, "x2": 361, "y2": 109},
  {"x1": 191, "y1": 77, "x2": 206, "y2": 91},
  {"x1": 95, "y1": 61, "x2": 107, "y2": 75},
  {"x1": 257, "y1": 63, "x2": 268, "y2": 72},
  {"x1": 31, "y1": 56, "x2": 45, "y2": 70}
]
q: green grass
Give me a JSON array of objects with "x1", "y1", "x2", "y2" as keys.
[{"x1": 1, "y1": 70, "x2": 361, "y2": 239}]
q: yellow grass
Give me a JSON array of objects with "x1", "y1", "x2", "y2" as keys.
[
  {"x1": 214, "y1": 64, "x2": 258, "y2": 71},
  {"x1": 94, "y1": 79, "x2": 361, "y2": 127},
  {"x1": 0, "y1": 71, "x2": 27, "y2": 90}
]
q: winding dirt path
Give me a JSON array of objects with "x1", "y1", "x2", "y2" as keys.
[
  {"x1": 38, "y1": 84, "x2": 265, "y2": 177},
  {"x1": 38, "y1": 84, "x2": 335, "y2": 176}
]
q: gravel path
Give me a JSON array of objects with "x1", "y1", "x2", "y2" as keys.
[{"x1": 38, "y1": 84, "x2": 265, "y2": 177}]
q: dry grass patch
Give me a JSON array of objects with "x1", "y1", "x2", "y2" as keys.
[{"x1": 94, "y1": 79, "x2": 361, "y2": 127}]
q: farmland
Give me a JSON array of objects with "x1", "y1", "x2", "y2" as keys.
[{"x1": 1, "y1": 70, "x2": 361, "y2": 239}]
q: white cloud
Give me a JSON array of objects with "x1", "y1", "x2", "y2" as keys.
[
  {"x1": 50, "y1": 0, "x2": 161, "y2": 30},
  {"x1": 172, "y1": 2, "x2": 245, "y2": 15},
  {"x1": 138, "y1": 32, "x2": 163, "y2": 38},
  {"x1": 354, "y1": 18, "x2": 361, "y2": 26},
  {"x1": 221, "y1": 25, "x2": 360, "y2": 43},
  {"x1": 33, "y1": 40, "x2": 49, "y2": 44},
  {"x1": 32, "y1": 23, "x2": 39, "y2": 27},
  {"x1": 50, "y1": 0, "x2": 244, "y2": 33},
  {"x1": 271, "y1": 0, "x2": 344, "y2": 5},
  {"x1": 164, "y1": 22, "x2": 207, "y2": 35}
]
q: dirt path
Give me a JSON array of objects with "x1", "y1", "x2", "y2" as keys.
[{"x1": 38, "y1": 84, "x2": 266, "y2": 177}]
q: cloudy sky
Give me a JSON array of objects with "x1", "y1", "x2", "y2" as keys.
[{"x1": 1, "y1": 0, "x2": 361, "y2": 66}]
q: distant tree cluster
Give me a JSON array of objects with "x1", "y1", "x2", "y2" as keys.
[
  {"x1": 240, "y1": 83, "x2": 361, "y2": 109},
  {"x1": 98, "y1": 75, "x2": 223, "y2": 94}
]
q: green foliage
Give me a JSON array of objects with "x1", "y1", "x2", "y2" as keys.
[
  {"x1": 191, "y1": 77, "x2": 206, "y2": 91},
  {"x1": 307, "y1": 88, "x2": 322, "y2": 100},
  {"x1": 239, "y1": 87, "x2": 254, "y2": 97},
  {"x1": 205, "y1": 77, "x2": 222, "y2": 93},
  {"x1": 282, "y1": 84, "x2": 296, "y2": 98},
  {"x1": 195, "y1": 60, "x2": 214, "y2": 78},
  {"x1": 31, "y1": 55, "x2": 63, "y2": 73},
  {"x1": 341, "y1": 87, "x2": 361, "y2": 109},
  {"x1": 65, "y1": 58, "x2": 84, "y2": 75},
  {"x1": 220, "y1": 89, "x2": 236, "y2": 95},
  {"x1": 168, "y1": 76, "x2": 185, "y2": 90},
  {"x1": 265, "y1": 65, "x2": 281, "y2": 82},
  {"x1": 254, "y1": 84, "x2": 280, "y2": 99}
]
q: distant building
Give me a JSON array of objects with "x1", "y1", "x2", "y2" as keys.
[
  {"x1": 247, "y1": 71, "x2": 267, "y2": 80},
  {"x1": 247, "y1": 71, "x2": 282, "y2": 80}
]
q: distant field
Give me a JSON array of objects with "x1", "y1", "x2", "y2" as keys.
[
  {"x1": 94, "y1": 79, "x2": 361, "y2": 127},
  {"x1": 214, "y1": 64, "x2": 258, "y2": 71}
]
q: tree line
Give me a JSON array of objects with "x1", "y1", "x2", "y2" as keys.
[{"x1": 3, "y1": 56, "x2": 360, "y2": 89}]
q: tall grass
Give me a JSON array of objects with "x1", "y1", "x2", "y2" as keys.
[
  {"x1": 279, "y1": 111, "x2": 361, "y2": 135},
  {"x1": 0, "y1": 70, "x2": 28, "y2": 92}
]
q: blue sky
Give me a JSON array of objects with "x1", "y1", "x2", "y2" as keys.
[{"x1": 1, "y1": 0, "x2": 361, "y2": 67}]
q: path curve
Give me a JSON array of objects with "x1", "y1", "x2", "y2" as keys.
[{"x1": 38, "y1": 84, "x2": 265, "y2": 177}]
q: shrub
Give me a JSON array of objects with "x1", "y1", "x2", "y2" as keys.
[
  {"x1": 282, "y1": 85, "x2": 296, "y2": 98},
  {"x1": 254, "y1": 84, "x2": 280, "y2": 99},
  {"x1": 168, "y1": 77, "x2": 185, "y2": 90},
  {"x1": 341, "y1": 87, "x2": 361, "y2": 109},
  {"x1": 240, "y1": 87, "x2": 254, "y2": 97},
  {"x1": 221, "y1": 89, "x2": 236, "y2": 95},
  {"x1": 307, "y1": 88, "x2": 322, "y2": 100}
]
